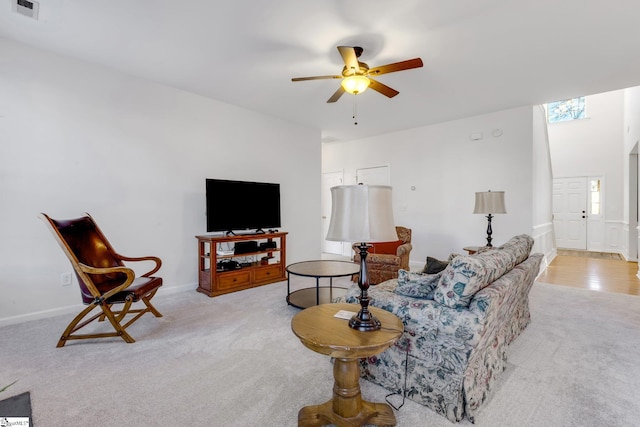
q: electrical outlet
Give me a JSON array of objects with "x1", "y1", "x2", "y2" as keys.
[{"x1": 61, "y1": 272, "x2": 72, "y2": 286}]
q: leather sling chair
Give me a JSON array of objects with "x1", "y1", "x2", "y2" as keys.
[{"x1": 40, "y1": 213, "x2": 163, "y2": 347}]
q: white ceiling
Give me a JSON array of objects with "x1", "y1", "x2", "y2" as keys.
[{"x1": 2, "y1": 0, "x2": 640, "y2": 142}]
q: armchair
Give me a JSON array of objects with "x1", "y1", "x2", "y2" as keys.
[
  {"x1": 40, "y1": 213, "x2": 163, "y2": 347},
  {"x1": 352, "y1": 226, "x2": 412, "y2": 285}
]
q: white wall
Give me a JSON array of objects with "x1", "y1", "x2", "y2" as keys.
[
  {"x1": 531, "y1": 105, "x2": 555, "y2": 266},
  {"x1": 623, "y1": 86, "x2": 640, "y2": 265},
  {"x1": 547, "y1": 90, "x2": 625, "y2": 253},
  {"x1": 0, "y1": 38, "x2": 322, "y2": 325},
  {"x1": 323, "y1": 106, "x2": 537, "y2": 268}
]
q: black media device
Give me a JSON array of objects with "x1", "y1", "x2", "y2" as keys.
[
  {"x1": 259, "y1": 241, "x2": 277, "y2": 250},
  {"x1": 234, "y1": 241, "x2": 259, "y2": 254},
  {"x1": 216, "y1": 260, "x2": 241, "y2": 271},
  {"x1": 206, "y1": 179, "x2": 281, "y2": 233}
]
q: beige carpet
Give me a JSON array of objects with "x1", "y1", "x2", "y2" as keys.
[{"x1": 1, "y1": 278, "x2": 639, "y2": 426}]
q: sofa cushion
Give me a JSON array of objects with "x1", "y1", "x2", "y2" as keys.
[
  {"x1": 422, "y1": 256, "x2": 449, "y2": 274},
  {"x1": 395, "y1": 269, "x2": 441, "y2": 299},
  {"x1": 499, "y1": 234, "x2": 534, "y2": 264},
  {"x1": 434, "y1": 248, "x2": 517, "y2": 308},
  {"x1": 369, "y1": 240, "x2": 403, "y2": 255}
]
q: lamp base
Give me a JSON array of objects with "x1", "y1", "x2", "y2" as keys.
[
  {"x1": 485, "y1": 213, "x2": 494, "y2": 247},
  {"x1": 350, "y1": 242, "x2": 381, "y2": 332},
  {"x1": 349, "y1": 309, "x2": 381, "y2": 331}
]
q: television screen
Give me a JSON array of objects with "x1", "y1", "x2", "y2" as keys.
[{"x1": 206, "y1": 179, "x2": 281, "y2": 233}]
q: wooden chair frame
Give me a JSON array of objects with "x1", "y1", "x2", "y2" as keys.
[{"x1": 40, "y1": 213, "x2": 163, "y2": 347}]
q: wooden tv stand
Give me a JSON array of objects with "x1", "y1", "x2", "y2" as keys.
[{"x1": 195, "y1": 232, "x2": 287, "y2": 297}]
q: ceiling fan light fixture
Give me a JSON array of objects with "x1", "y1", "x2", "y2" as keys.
[{"x1": 341, "y1": 75, "x2": 370, "y2": 95}]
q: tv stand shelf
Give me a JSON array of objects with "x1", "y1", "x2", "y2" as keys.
[{"x1": 196, "y1": 232, "x2": 287, "y2": 297}]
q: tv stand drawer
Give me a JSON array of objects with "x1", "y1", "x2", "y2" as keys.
[
  {"x1": 218, "y1": 271, "x2": 251, "y2": 290},
  {"x1": 254, "y1": 265, "x2": 282, "y2": 283}
]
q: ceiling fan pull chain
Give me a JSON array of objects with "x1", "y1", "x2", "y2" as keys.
[{"x1": 353, "y1": 95, "x2": 358, "y2": 125}]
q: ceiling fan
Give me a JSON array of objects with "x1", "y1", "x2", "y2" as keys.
[{"x1": 292, "y1": 46, "x2": 423, "y2": 103}]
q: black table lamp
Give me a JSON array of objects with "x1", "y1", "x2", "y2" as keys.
[
  {"x1": 325, "y1": 184, "x2": 398, "y2": 331},
  {"x1": 473, "y1": 190, "x2": 507, "y2": 247}
]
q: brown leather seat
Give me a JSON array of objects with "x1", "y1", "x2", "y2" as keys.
[{"x1": 40, "y1": 213, "x2": 163, "y2": 347}]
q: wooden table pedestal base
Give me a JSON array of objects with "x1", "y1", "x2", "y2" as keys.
[{"x1": 298, "y1": 357, "x2": 396, "y2": 427}]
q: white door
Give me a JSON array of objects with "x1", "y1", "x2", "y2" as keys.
[
  {"x1": 322, "y1": 171, "x2": 344, "y2": 254},
  {"x1": 553, "y1": 177, "x2": 588, "y2": 249},
  {"x1": 356, "y1": 166, "x2": 390, "y2": 185}
]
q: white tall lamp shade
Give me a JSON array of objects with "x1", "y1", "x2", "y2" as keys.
[
  {"x1": 473, "y1": 190, "x2": 507, "y2": 247},
  {"x1": 326, "y1": 185, "x2": 398, "y2": 243},
  {"x1": 326, "y1": 185, "x2": 398, "y2": 331}
]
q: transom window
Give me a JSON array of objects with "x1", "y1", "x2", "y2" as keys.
[{"x1": 546, "y1": 97, "x2": 586, "y2": 124}]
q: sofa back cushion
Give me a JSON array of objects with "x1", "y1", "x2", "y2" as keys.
[
  {"x1": 499, "y1": 234, "x2": 534, "y2": 264},
  {"x1": 434, "y1": 248, "x2": 517, "y2": 308},
  {"x1": 433, "y1": 234, "x2": 533, "y2": 308}
]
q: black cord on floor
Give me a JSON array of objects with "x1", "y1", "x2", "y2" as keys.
[{"x1": 385, "y1": 347, "x2": 409, "y2": 411}]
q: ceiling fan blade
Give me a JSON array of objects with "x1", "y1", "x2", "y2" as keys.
[
  {"x1": 368, "y1": 58, "x2": 424, "y2": 76},
  {"x1": 368, "y1": 78, "x2": 399, "y2": 98},
  {"x1": 327, "y1": 86, "x2": 346, "y2": 103},
  {"x1": 337, "y1": 46, "x2": 360, "y2": 74},
  {"x1": 292, "y1": 75, "x2": 341, "y2": 82}
]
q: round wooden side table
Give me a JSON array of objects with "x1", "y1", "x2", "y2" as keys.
[{"x1": 291, "y1": 303, "x2": 404, "y2": 427}]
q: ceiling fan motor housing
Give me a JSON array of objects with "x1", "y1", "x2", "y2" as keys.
[{"x1": 342, "y1": 62, "x2": 369, "y2": 77}]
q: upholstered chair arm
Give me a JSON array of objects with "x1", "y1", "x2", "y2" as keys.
[
  {"x1": 115, "y1": 254, "x2": 162, "y2": 277},
  {"x1": 78, "y1": 264, "x2": 136, "y2": 301},
  {"x1": 396, "y1": 243, "x2": 413, "y2": 256}
]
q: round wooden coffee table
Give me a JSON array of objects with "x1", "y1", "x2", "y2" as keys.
[{"x1": 291, "y1": 303, "x2": 403, "y2": 427}]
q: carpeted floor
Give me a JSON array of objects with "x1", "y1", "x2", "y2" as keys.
[{"x1": 1, "y1": 278, "x2": 639, "y2": 426}]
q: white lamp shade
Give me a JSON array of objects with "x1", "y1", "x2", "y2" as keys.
[
  {"x1": 473, "y1": 191, "x2": 507, "y2": 214},
  {"x1": 326, "y1": 185, "x2": 398, "y2": 243}
]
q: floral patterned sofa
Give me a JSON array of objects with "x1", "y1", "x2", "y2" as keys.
[{"x1": 337, "y1": 234, "x2": 543, "y2": 422}]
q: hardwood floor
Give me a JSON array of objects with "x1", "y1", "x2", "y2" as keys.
[
  {"x1": 537, "y1": 253, "x2": 640, "y2": 296},
  {"x1": 323, "y1": 251, "x2": 640, "y2": 296}
]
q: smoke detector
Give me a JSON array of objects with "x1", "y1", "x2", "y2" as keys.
[{"x1": 13, "y1": 0, "x2": 39, "y2": 20}]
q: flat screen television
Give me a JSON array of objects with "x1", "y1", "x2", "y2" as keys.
[{"x1": 206, "y1": 179, "x2": 281, "y2": 234}]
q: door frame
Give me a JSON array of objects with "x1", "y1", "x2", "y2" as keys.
[{"x1": 322, "y1": 171, "x2": 344, "y2": 255}]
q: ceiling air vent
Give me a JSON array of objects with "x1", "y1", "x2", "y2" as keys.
[{"x1": 13, "y1": 0, "x2": 39, "y2": 20}]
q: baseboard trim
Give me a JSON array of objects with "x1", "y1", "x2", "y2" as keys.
[{"x1": 0, "y1": 282, "x2": 197, "y2": 328}]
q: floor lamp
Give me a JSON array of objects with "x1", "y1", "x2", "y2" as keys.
[
  {"x1": 473, "y1": 190, "x2": 507, "y2": 247},
  {"x1": 326, "y1": 184, "x2": 398, "y2": 331}
]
